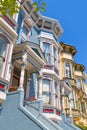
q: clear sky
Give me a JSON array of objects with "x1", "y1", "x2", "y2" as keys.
[{"x1": 42, "y1": 0, "x2": 87, "y2": 72}]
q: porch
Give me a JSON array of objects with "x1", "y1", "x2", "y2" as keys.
[{"x1": 9, "y1": 42, "x2": 45, "y2": 100}]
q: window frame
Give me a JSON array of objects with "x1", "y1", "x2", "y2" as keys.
[
  {"x1": 52, "y1": 46, "x2": 57, "y2": 64},
  {"x1": 54, "y1": 81, "x2": 58, "y2": 107},
  {"x1": 42, "y1": 79, "x2": 51, "y2": 104},
  {"x1": 22, "y1": 25, "x2": 29, "y2": 41},
  {"x1": 65, "y1": 62, "x2": 71, "y2": 78},
  {"x1": 43, "y1": 42, "x2": 51, "y2": 64},
  {"x1": 77, "y1": 79, "x2": 81, "y2": 89},
  {"x1": 0, "y1": 34, "x2": 9, "y2": 76}
]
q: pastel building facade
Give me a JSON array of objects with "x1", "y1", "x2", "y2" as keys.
[
  {"x1": 0, "y1": 0, "x2": 86, "y2": 130},
  {"x1": 60, "y1": 42, "x2": 87, "y2": 125},
  {"x1": 0, "y1": 15, "x2": 17, "y2": 104}
]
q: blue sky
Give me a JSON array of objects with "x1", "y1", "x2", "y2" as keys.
[{"x1": 42, "y1": 0, "x2": 87, "y2": 72}]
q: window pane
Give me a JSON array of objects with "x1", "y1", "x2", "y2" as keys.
[
  {"x1": 43, "y1": 80, "x2": 50, "y2": 92},
  {"x1": 43, "y1": 43, "x2": 50, "y2": 64},
  {"x1": 65, "y1": 63, "x2": 71, "y2": 78},
  {"x1": 43, "y1": 43, "x2": 50, "y2": 53},
  {"x1": 77, "y1": 79, "x2": 81, "y2": 89},
  {"x1": 53, "y1": 47, "x2": 56, "y2": 64},
  {"x1": 0, "y1": 37, "x2": 7, "y2": 57},
  {"x1": 43, "y1": 92, "x2": 50, "y2": 104},
  {"x1": 0, "y1": 37, "x2": 7, "y2": 76},
  {"x1": 44, "y1": 53, "x2": 50, "y2": 64},
  {"x1": 54, "y1": 82, "x2": 57, "y2": 94},
  {"x1": 0, "y1": 58, "x2": 4, "y2": 75},
  {"x1": 42, "y1": 79, "x2": 50, "y2": 104},
  {"x1": 22, "y1": 26, "x2": 28, "y2": 41},
  {"x1": 54, "y1": 82, "x2": 58, "y2": 107}
]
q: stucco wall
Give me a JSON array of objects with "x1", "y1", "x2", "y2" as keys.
[{"x1": 0, "y1": 92, "x2": 45, "y2": 130}]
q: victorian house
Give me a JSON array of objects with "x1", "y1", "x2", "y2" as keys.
[
  {"x1": 60, "y1": 42, "x2": 87, "y2": 125},
  {"x1": 0, "y1": 15, "x2": 17, "y2": 104},
  {"x1": 0, "y1": 0, "x2": 86, "y2": 130}
]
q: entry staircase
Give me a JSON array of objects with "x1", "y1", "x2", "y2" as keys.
[
  {"x1": 25, "y1": 100, "x2": 63, "y2": 130},
  {"x1": 27, "y1": 74, "x2": 81, "y2": 130}
]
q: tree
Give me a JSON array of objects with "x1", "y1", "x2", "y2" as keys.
[
  {"x1": 0, "y1": 0, "x2": 20, "y2": 17},
  {"x1": 33, "y1": 0, "x2": 47, "y2": 12},
  {"x1": 0, "y1": 0, "x2": 47, "y2": 17}
]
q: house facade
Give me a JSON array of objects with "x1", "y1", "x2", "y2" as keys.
[
  {"x1": 0, "y1": 15, "x2": 17, "y2": 104},
  {"x1": 60, "y1": 42, "x2": 87, "y2": 125}
]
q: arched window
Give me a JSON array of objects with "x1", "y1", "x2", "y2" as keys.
[{"x1": 0, "y1": 37, "x2": 7, "y2": 75}]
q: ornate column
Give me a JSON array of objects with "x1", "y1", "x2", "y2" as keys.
[
  {"x1": 38, "y1": 76, "x2": 43, "y2": 99},
  {"x1": 19, "y1": 63, "x2": 26, "y2": 90},
  {"x1": 9, "y1": 62, "x2": 14, "y2": 87},
  {"x1": 4, "y1": 43, "x2": 13, "y2": 81},
  {"x1": 18, "y1": 63, "x2": 26, "y2": 106},
  {"x1": 51, "y1": 78, "x2": 55, "y2": 106},
  {"x1": 38, "y1": 71, "x2": 43, "y2": 99},
  {"x1": 19, "y1": 53, "x2": 27, "y2": 90},
  {"x1": 61, "y1": 86, "x2": 65, "y2": 112},
  {"x1": 57, "y1": 84, "x2": 61, "y2": 110},
  {"x1": 69, "y1": 92, "x2": 73, "y2": 116},
  {"x1": 26, "y1": 71, "x2": 31, "y2": 99},
  {"x1": 68, "y1": 91, "x2": 73, "y2": 123}
]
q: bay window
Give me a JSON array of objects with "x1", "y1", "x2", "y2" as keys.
[
  {"x1": 43, "y1": 43, "x2": 50, "y2": 64},
  {"x1": 42, "y1": 79, "x2": 50, "y2": 104},
  {"x1": 77, "y1": 79, "x2": 81, "y2": 89},
  {"x1": 0, "y1": 37, "x2": 7, "y2": 75},
  {"x1": 53, "y1": 46, "x2": 56, "y2": 64},
  {"x1": 54, "y1": 82, "x2": 57, "y2": 107},
  {"x1": 65, "y1": 63, "x2": 71, "y2": 78}
]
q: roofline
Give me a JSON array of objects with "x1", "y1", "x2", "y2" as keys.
[
  {"x1": 60, "y1": 42, "x2": 77, "y2": 54},
  {"x1": 75, "y1": 63, "x2": 85, "y2": 71}
]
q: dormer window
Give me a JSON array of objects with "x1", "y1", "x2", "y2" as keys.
[
  {"x1": 65, "y1": 63, "x2": 71, "y2": 78},
  {"x1": 43, "y1": 43, "x2": 50, "y2": 64}
]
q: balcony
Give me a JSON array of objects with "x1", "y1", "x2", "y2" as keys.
[
  {"x1": 65, "y1": 108, "x2": 81, "y2": 121},
  {"x1": 69, "y1": 79, "x2": 77, "y2": 87},
  {"x1": 63, "y1": 77, "x2": 77, "y2": 87},
  {"x1": 72, "y1": 109, "x2": 81, "y2": 121},
  {"x1": 83, "y1": 94, "x2": 87, "y2": 100}
]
